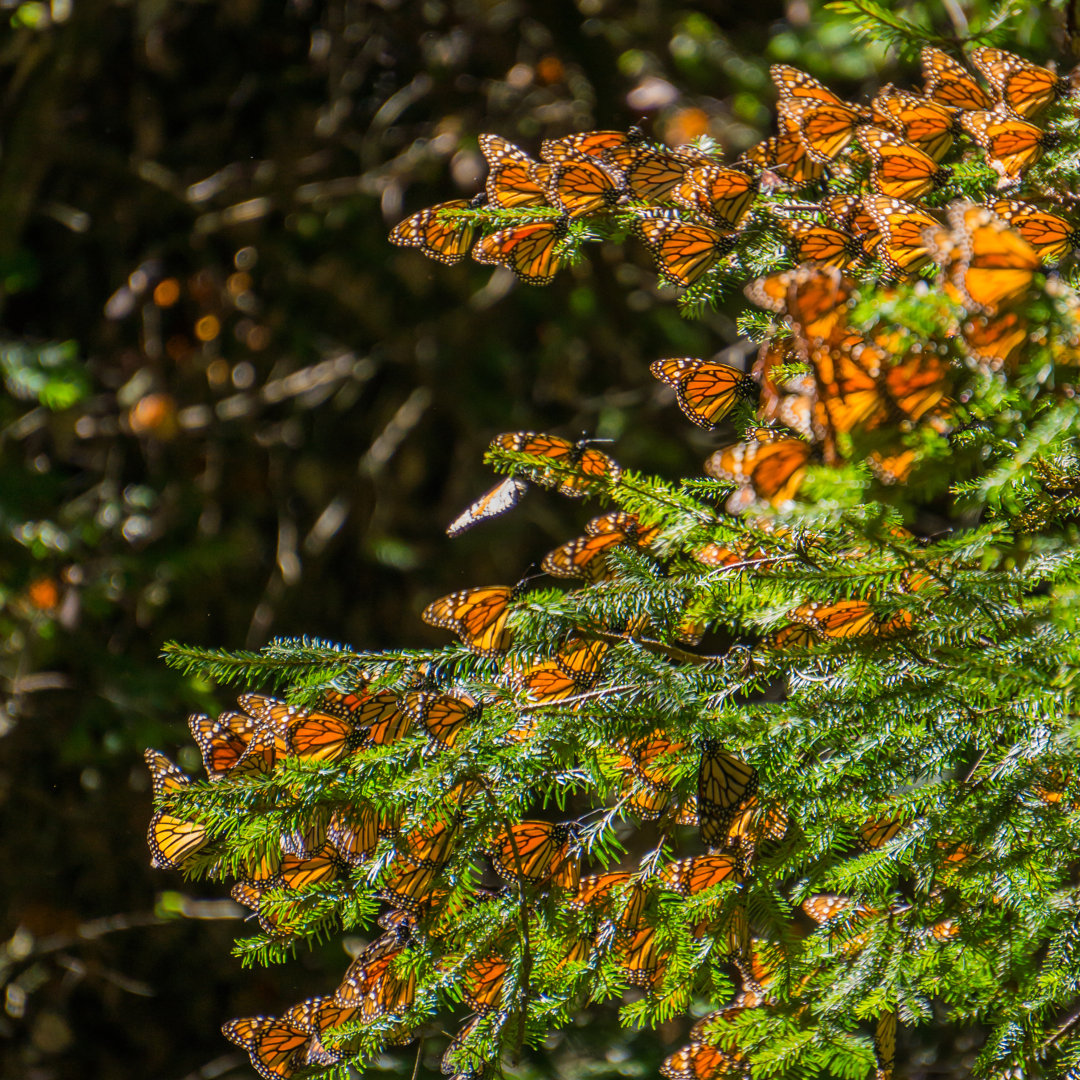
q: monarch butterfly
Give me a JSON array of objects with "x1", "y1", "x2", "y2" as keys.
[
  {"x1": 222, "y1": 1015, "x2": 311, "y2": 1080},
  {"x1": 660, "y1": 854, "x2": 742, "y2": 896},
  {"x1": 791, "y1": 599, "x2": 886, "y2": 639},
  {"x1": 823, "y1": 193, "x2": 883, "y2": 258},
  {"x1": 322, "y1": 686, "x2": 412, "y2": 747},
  {"x1": 422, "y1": 584, "x2": 518, "y2": 655},
  {"x1": 991, "y1": 200, "x2": 1080, "y2": 262},
  {"x1": 234, "y1": 694, "x2": 298, "y2": 747},
  {"x1": 921, "y1": 47, "x2": 994, "y2": 110},
  {"x1": 742, "y1": 111, "x2": 827, "y2": 187},
  {"x1": 540, "y1": 128, "x2": 641, "y2": 163},
  {"x1": 874, "y1": 1011, "x2": 897, "y2": 1080},
  {"x1": 960, "y1": 106, "x2": 1059, "y2": 177},
  {"x1": 627, "y1": 730, "x2": 688, "y2": 790},
  {"x1": 661, "y1": 1041, "x2": 745, "y2": 1080},
  {"x1": 725, "y1": 795, "x2": 789, "y2": 856},
  {"x1": 283, "y1": 997, "x2": 361, "y2": 1066},
  {"x1": 963, "y1": 310, "x2": 1029, "y2": 369},
  {"x1": 634, "y1": 213, "x2": 737, "y2": 287},
  {"x1": 672, "y1": 165, "x2": 758, "y2": 229},
  {"x1": 460, "y1": 954, "x2": 508, "y2": 1013},
  {"x1": 225, "y1": 727, "x2": 280, "y2": 777},
  {"x1": 861, "y1": 127, "x2": 952, "y2": 201},
  {"x1": 446, "y1": 476, "x2": 528, "y2": 537},
  {"x1": 376, "y1": 856, "x2": 441, "y2": 912},
  {"x1": 779, "y1": 95, "x2": 869, "y2": 162},
  {"x1": 801, "y1": 893, "x2": 857, "y2": 923},
  {"x1": 927, "y1": 202, "x2": 1040, "y2": 312},
  {"x1": 783, "y1": 220, "x2": 865, "y2": 269},
  {"x1": 547, "y1": 153, "x2": 624, "y2": 216},
  {"x1": 473, "y1": 217, "x2": 569, "y2": 285},
  {"x1": 864, "y1": 195, "x2": 940, "y2": 277},
  {"x1": 389, "y1": 197, "x2": 485, "y2": 265},
  {"x1": 856, "y1": 814, "x2": 906, "y2": 851},
  {"x1": 870, "y1": 86, "x2": 962, "y2": 161},
  {"x1": 770, "y1": 63, "x2": 849, "y2": 106},
  {"x1": 479, "y1": 134, "x2": 552, "y2": 209},
  {"x1": 698, "y1": 743, "x2": 758, "y2": 847},
  {"x1": 542, "y1": 512, "x2": 657, "y2": 582},
  {"x1": 650, "y1": 357, "x2": 757, "y2": 429},
  {"x1": 542, "y1": 531, "x2": 627, "y2": 584},
  {"x1": 491, "y1": 430, "x2": 622, "y2": 496},
  {"x1": 609, "y1": 144, "x2": 713, "y2": 202},
  {"x1": 326, "y1": 804, "x2": 379, "y2": 866},
  {"x1": 277, "y1": 843, "x2": 343, "y2": 890},
  {"x1": 971, "y1": 46, "x2": 1072, "y2": 118},
  {"x1": 513, "y1": 659, "x2": 583, "y2": 705},
  {"x1": 144, "y1": 749, "x2": 212, "y2": 871},
  {"x1": 491, "y1": 821, "x2": 580, "y2": 889},
  {"x1": 285, "y1": 707, "x2": 363, "y2": 762},
  {"x1": 704, "y1": 430, "x2": 811, "y2": 511},
  {"x1": 570, "y1": 870, "x2": 632, "y2": 910},
  {"x1": 745, "y1": 264, "x2": 852, "y2": 342},
  {"x1": 188, "y1": 710, "x2": 258, "y2": 779},
  {"x1": 613, "y1": 924, "x2": 664, "y2": 988},
  {"x1": 395, "y1": 817, "x2": 459, "y2": 870},
  {"x1": 401, "y1": 690, "x2": 480, "y2": 750},
  {"x1": 277, "y1": 808, "x2": 331, "y2": 861},
  {"x1": 335, "y1": 933, "x2": 417, "y2": 1019}
]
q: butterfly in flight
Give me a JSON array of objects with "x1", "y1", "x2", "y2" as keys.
[{"x1": 446, "y1": 476, "x2": 528, "y2": 537}]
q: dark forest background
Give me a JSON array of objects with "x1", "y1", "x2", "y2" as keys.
[{"x1": 0, "y1": 2, "x2": 1065, "y2": 1077}]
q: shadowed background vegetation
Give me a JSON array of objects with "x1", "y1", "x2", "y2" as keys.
[{"x1": 0, "y1": 1, "x2": 1068, "y2": 1077}]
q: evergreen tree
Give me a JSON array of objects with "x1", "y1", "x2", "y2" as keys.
[{"x1": 148, "y1": 14, "x2": 1080, "y2": 1080}]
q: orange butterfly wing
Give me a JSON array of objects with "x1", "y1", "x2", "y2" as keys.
[
  {"x1": 473, "y1": 219, "x2": 568, "y2": 285},
  {"x1": 389, "y1": 199, "x2": 479, "y2": 265},
  {"x1": 651, "y1": 357, "x2": 756, "y2": 428},
  {"x1": 921, "y1": 47, "x2": 993, "y2": 110},
  {"x1": 635, "y1": 215, "x2": 735, "y2": 287},
  {"x1": 422, "y1": 585, "x2": 514, "y2": 655}
]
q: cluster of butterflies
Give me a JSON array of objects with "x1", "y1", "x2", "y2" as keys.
[
  {"x1": 390, "y1": 47, "x2": 1078, "y2": 295},
  {"x1": 148, "y1": 43, "x2": 1080, "y2": 1080},
  {"x1": 148, "y1": 685, "x2": 824, "y2": 1078},
  {"x1": 148, "y1": 686, "x2": 995, "y2": 1080}
]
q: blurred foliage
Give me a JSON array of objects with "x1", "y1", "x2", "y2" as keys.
[{"x1": 0, "y1": 1, "x2": 1072, "y2": 1078}]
